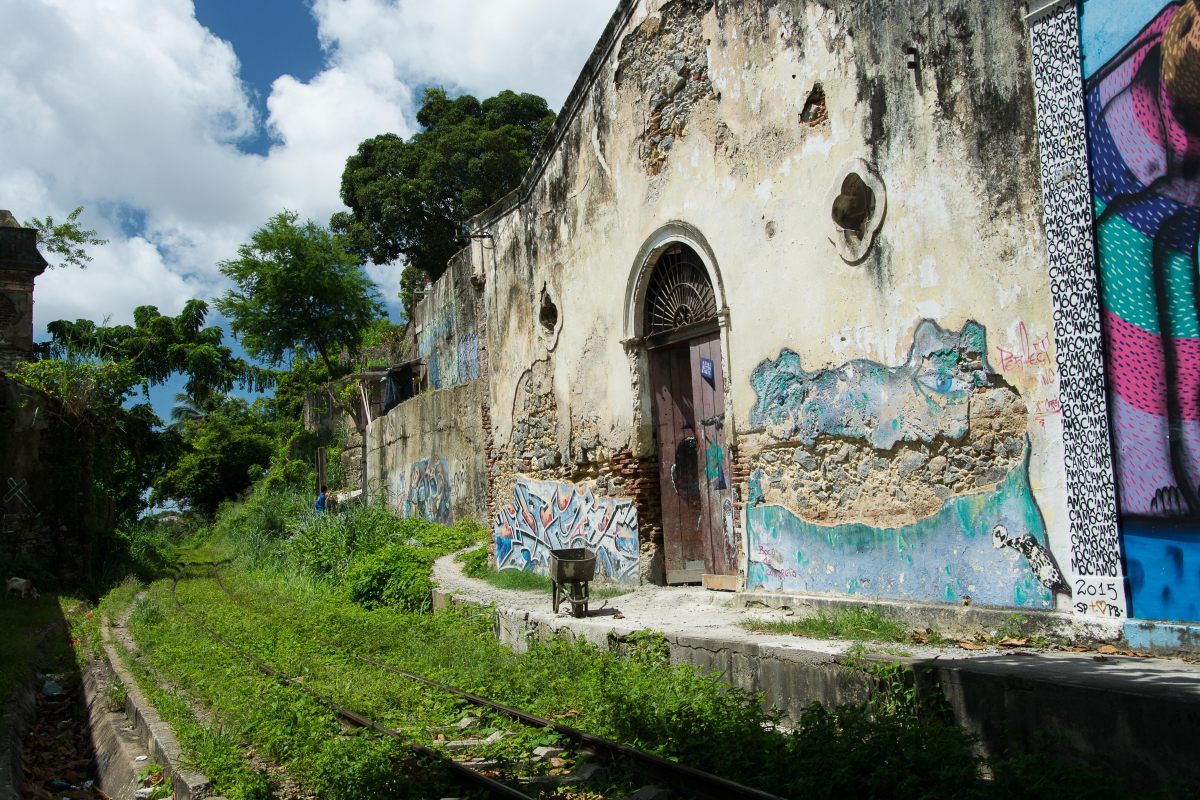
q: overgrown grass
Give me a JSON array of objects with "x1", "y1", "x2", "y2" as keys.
[
  {"x1": 743, "y1": 606, "x2": 911, "y2": 642},
  {"x1": 100, "y1": 492, "x2": 1170, "y2": 798},
  {"x1": 147, "y1": 562, "x2": 1158, "y2": 799},
  {"x1": 119, "y1": 583, "x2": 446, "y2": 799}
]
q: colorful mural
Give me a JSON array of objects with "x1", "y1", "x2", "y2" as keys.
[
  {"x1": 1084, "y1": 0, "x2": 1200, "y2": 621},
  {"x1": 403, "y1": 458, "x2": 452, "y2": 525},
  {"x1": 749, "y1": 320, "x2": 988, "y2": 449},
  {"x1": 747, "y1": 451, "x2": 1057, "y2": 608},
  {"x1": 746, "y1": 320, "x2": 1065, "y2": 608},
  {"x1": 494, "y1": 478, "x2": 640, "y2": 584},
  {"x1": 417, "y1": 301, "x2": 480, "y2": 390}
]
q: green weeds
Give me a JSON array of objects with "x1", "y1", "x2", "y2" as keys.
[
  {"x1": 743, "y1": 605, "x2": 910, "y2": 642},
  {"x1": 100, "y1": 491, "x2": 1158, "y2": 799}
]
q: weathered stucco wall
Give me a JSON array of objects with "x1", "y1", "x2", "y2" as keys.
[
  {"x1": 460, "y1": 0, "x2": 1082, "y2": 612},
  {"x1": 367, "y1": 240, "x2": 490, "y2": 526},
  {"x1": 414, "y1": 249, "x2": 480, "y2": 392},
  {"x1": 366, "y1": 377, "x2": 487, "y2": 526}
]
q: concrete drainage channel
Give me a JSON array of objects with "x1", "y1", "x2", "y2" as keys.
[
  {"x1": 90, "y1": 614, "x2": 221, "y2": 799},
  {"x1": 0, "y1": 612, "x2": 221, "y2": 800}
]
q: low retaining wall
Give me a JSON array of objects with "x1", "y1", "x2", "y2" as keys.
[{"x1": 438, "y1": 590, "x2": 1200, "y2": 794}]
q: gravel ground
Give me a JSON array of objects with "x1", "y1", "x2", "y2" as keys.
[{"x1": 433, "y1": 551, "x2": 932, "y2": 659}]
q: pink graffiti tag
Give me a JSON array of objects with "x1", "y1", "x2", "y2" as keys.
[{"x1": 996, "y1": 322, "x2": 1053, "y2": 372}]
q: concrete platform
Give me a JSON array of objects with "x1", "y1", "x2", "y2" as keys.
[{"x1": 432, "y1": 554, "x2": 1200, "y2": 794}]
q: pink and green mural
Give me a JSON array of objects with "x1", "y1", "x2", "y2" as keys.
[{"x1": 1084, "y1": 0, "x2": 1200, "y2": 621}]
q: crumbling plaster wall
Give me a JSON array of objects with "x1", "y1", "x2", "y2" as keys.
[
  {"x1": 415, "y1": 249, "x2": 480, "y2": 391},
  {"x1": 367, "y1": 249, "x2": 488, "y2": 525},
  {"x1": 471, "y1": 0, "x2": 1075, "y2": 606},
  {"x1": 365, "y1": 378, "x2": 488, "y2": 526}
]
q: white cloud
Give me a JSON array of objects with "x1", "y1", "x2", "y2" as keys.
[
  {"x1": 34, "y1": 236, "x2": 195, "y2": 326},
  {"x1": 0, "y1": 0, "x2": 614, "y2": 335},
  {"x1": 312, "y1": 0, "x2": 615, "y2": 108}
]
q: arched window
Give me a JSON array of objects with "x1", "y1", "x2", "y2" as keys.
[{"x1": 643, "y1": 244, "x2": 717, "y2": 337}]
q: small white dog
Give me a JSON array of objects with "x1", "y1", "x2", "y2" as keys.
[{"x1": 4, "y1": 577, "x2": 39, "y2": 599}]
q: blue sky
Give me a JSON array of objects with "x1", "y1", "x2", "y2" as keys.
[
  {"x1": 193, "y1": 0, "x2": 325, "y2": 156},
  {"x1": 3, "y1": 0, "x2": 615, "y2": 420}
]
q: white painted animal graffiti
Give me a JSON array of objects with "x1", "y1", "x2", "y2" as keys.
[{"x1": 5, "y1": 577, "x2": 39, "y2": 599}]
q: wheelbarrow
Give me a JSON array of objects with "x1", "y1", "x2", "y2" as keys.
[{"x1": 550, "y1": 547, "x2": 597, "y2": 618}]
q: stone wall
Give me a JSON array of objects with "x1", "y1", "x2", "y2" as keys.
[{"x1": 0, "y1": 377, "x2": 102, "y2": 582}]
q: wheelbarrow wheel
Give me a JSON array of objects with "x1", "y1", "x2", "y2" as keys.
[{"x1": 570, "y1": 581, "x2": 588, "y2": 618}]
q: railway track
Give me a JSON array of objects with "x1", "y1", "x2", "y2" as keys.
[{"x1": 167, "y1": 564, "x2": 791, "y2": 800}]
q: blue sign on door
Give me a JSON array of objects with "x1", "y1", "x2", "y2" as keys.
[{"x1": 700, "y1": 356, "x2": 714, "y2": 385}]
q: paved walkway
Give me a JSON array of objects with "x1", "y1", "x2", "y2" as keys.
[{"x1": 432, "y1": 552, "x2": 1200, "y2": 676}]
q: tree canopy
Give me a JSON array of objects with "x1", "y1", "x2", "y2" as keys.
[
  {"x1": 216, "y1": 211, "x2": 385, "y2": 374},
  {"x1": 46, "y1": 299, "x2": 272, "y2": 404},
  {"x1": 331, "y1": 88, "x2": 555, "y2": 308},
  {"x1": 24, "y1": 206, "x2": 108, "y2": 269},
  {"x1": 151, "y1": 395, "x2": 275, "y2": 514}
]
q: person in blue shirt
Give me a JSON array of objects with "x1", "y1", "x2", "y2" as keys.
[{"x1": 314, "y1": 484, "x2": 329, "y2": 512}]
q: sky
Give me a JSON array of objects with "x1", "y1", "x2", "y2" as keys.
[{"x1": 1, "y1": 0, "x2": 617, "y2": 342}]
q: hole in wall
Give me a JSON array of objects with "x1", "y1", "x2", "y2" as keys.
[
  {"x1": 799, "y1": 83, "x2": 827, "y2": 126},
  {"x1": 825, "y1": 158, "x2": 886, "y2": 264},
  {"x1": 831, "y1": 173, "x2": 875, "y2": 240},
  {"x1": 540, "y1": 290, "x2": 559, "y2": 333}
]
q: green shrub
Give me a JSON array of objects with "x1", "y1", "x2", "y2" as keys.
[
  {"x1": 343, "y1": 544, "x2": 435, "y2": 611},
  {"x1": 458, "y1": 544, "x2": 489, "y2": 578}
]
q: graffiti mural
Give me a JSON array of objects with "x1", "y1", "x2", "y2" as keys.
[
  {"x1": 1027, "y1": 0, "x2": 1126, "y2": 615},
  {"x1": 494, "y1": 478, "x2": 640, "y2": 584},
  {"x1": 403, "y1": 458, "x2": 452, "y2": 525},
  {"x1": 417, "y1": 300, "x2": 480, "y2": 391},
  {"x1": 746, "y1": 320, "x2": 1065, "y2": 608},
  {"x1": 750, "y1": 320, "x2": 988, "y2": 448},
  {"x1": 1083, "y1": 0, "x2": 1200, "y2": 621}
]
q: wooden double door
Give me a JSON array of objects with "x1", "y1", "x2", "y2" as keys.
[{"x1": 650, "y1": 330, "x2": 735, "y2": 583}]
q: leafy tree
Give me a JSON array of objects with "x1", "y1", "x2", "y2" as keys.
[
  {"x1": 216, "y1": 211, "x2": 384, "y2": 374},
  {"x1": 24, "y1": 206, "x2": 108, "y2": 269},
  {"x1": 332, "y1": 88, "x2": 555, "y2": 309},
  {"x1": 151, "y1": 396, "x2": 276, "y2": 514},
  {"x1": 47, "y1": 299, "x2": 273, "y2": 404}
]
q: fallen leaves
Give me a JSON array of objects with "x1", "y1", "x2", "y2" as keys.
[{"x1": 18, "y1": 676, "x2": 103, "y2": 800}]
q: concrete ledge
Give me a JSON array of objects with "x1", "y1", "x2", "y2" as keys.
[
  {"x1": 98, "y1": 617, "x2": 223, "y2": 800},
  {"x1": 1123, "y1": 620, "x2": 1200, "y2": 655},
  {"x1": 737, "y1": 590, "x2": 1125, "y2": 643},
  {"x1": 82, "y1": 658, "x2": 151, "y2": 799}
]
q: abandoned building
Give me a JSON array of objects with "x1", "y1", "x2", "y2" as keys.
[{"x1": 363, "y1": 0, "x2": 1200, "y2": 642}]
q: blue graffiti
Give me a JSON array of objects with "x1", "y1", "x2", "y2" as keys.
[
  {"x1": 405, "y1": 458, "x2": 452, "y2": 525},
  {"x1": 746, "y1": 442, "x2": 1055, "y2": 608},
  {"x1": 748, "y1": 320, "x2": 989, "y2": 448},
  {"x1": 494, "y1": 478, "x2": 640, "y2": 584}
]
